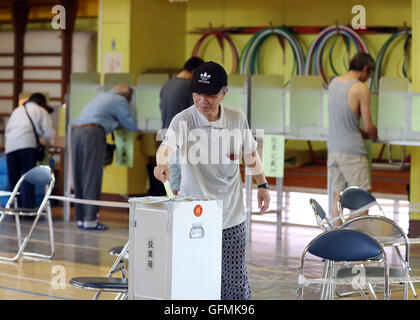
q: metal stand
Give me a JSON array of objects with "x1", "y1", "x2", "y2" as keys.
[
  {"x1": 327, "y1": 166, "x2": 333, "y2": 220},
  {"x1": 276, "y1": 177, "x2": 283, "y2": 239},
  {"x1": 245, "y1": 167, "x2": 252, "y2": 246},
  {"x1": 63, "y1": 125, "x2": 71, "y2": 221},
  {"x1": 245, "y1": 171, "x2": 284, "y2": 243}
]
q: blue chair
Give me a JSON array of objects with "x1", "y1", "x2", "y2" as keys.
[
  {"x1": 297, "y1": 229, "x2": 390, "y2": 300},
  {"x1": 0, "y1": 165, "x2": 55, "y2": 261},
  {"x1": 337, "y1": 186, "x2": 384, "y2": 223},
  {"x1": 337, "y1": 186, "x2": 417, "y2": 299},
  {"x1": 341, "y1": 215, "x2": 414, "y2": 299},
  {"x1": 310, "y1": 198, "x2": 344, "y2": 299},
  {"x1": 310, "y1": 198, "x2": 415, "y2": 299},
  {"x1": 310, "y1": 198, "x2": 334, "y2": 232},
  {"x1": 0, "y1": 155, "x2": 10, "y2": 207}
]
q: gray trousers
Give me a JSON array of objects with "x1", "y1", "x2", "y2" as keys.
[{"x1": 71, "y1": 126, "x2": 106, "y2": 222}]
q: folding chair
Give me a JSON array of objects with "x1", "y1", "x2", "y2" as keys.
[
  {"x1": 70, "y1": 241, "x2": 129, "y2": 300},
  {"x1": 337, "y1": 186, "x2": 418, "y2": 298},
  {"x1": 0, "y1": 165, "x2": 55, "y2": 261},
  {"x1": 310, "y1": 199, "x2": 334, "y2": 232},
  {"x1": 106, "y1": 245, "x2": 128, "y2": 278},
  {"x1": 341, "y1": 215, "x2": 414, "y2": 300},
  {"x1": 337, "y1": 186, "x2": 384, "y2": 224},
  {"x1": 311, "y1": 197, "x2": 417, "y2": 299},
  {"x1": 297, "y1": 229, "x2": 390, "y2": 300},
  {"x1": 310, "y1": 198, "x2": 380, "y2": 299},
  {"x1": 310, "y1": 198, "x2": 348, "y2": 298}
]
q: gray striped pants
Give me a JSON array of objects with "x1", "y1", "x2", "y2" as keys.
[{"x1": 71, "y1": 126, "x2": 106, "y2": 222}]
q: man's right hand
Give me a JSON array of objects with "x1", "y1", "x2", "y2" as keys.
[{"x1": 154, "y1": 164, "x2": 170, "y2": 183}]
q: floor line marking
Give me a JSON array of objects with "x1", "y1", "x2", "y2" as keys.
[
  {"x1": 0, "y1": 234, "x2": 128, "y2": 252},
  {"x1": 0, "y1": 285, "x2": 72, "y2": 300},
  {"x1": 1, "y1": 221, "x2": 128, "y2": 240},
  {"x1": 0, "y1": 271, "x2": 70, "y2": 287}
]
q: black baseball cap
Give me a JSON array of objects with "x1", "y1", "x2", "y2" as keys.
[
  {"x1": 189, "y1": 61, "x2": 228, "y2": 95},
  {"x1": 26, "y1": 93, "x2": 54, "y2": 113}
]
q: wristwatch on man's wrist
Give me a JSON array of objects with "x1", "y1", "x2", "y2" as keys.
[{"x1": 257, "y1": 182, "x2": 269, "y2": 189}]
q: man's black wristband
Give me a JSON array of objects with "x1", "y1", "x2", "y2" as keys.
[{"x1": 257, "y1": 182, "x2": 269, "y2": 189}]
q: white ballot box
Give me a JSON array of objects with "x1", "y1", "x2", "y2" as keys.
[{"x1": 128, "y1": 196, "x2": 223, "y2": 300}]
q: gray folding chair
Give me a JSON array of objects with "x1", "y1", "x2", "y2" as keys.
[{"x1": 0, "y1": 165, "x2": 55, "y2": 261}]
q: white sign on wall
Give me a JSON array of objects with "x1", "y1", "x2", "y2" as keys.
[{"x1": 104, "y1": 52, "x2": 123, "y2": 73}]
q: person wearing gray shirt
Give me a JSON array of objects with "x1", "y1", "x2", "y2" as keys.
[
  {"x1": 71, "y1": 84, "x2": 138, "y2": 230},
  {"x1": 159, "y1": 57, "x2": 204, "y2": 194},
  {"x1": 327, "y1": 52, "x2": 378, "y2": 226},
  {"x1": 155, "y1": 62, "x2": 271, "y2": 300}
]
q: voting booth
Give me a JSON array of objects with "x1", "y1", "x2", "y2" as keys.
[{"x1": 128, "y1": 196, "x2": 223, "y2": 300}]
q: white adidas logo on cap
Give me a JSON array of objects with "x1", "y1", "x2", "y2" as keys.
[{"x1": 199, "y1": 72, "x2": 211, "y2": 84}]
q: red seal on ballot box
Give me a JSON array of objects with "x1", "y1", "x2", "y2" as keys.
[{"x1": 194, "y1": 205, "x2": 203, "y2": 217}]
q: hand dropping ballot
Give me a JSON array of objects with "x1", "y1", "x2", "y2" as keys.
[{"x1": 163, "y1": 180, "x2": 174, "y2": 199}]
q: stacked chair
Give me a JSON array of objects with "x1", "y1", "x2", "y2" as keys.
[
  {"x1": 297, "y1": 228, "x2": 390, "y2": 300},
  {"x1": 299, "y1": 186, "x2": 417, "y2": 300},
  {"x1": 0, "y1": 165, "x2": 55, "y2": 262},
  {"x1": 70, "y1": 241, "x2": 129, "y2": 300}
]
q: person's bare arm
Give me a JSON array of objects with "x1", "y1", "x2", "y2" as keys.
[
  {"x1": 358, "y1": 84, "x2": 378, "y2": 140},
  {"x1": 154, "y1": 144, "x2": 174, "y2": 182},
  {"x1": 243, "y1": 151, "x2": 271, "y2": 213}
]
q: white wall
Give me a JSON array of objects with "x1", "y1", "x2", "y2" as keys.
[{"x1": 0, "y1": 30, "x2": 97, "y2": 149}]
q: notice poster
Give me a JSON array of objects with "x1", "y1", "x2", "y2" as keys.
[
  {"x1": 104, "y1": 53, "x2": 123, "y2": 73},
  {"x1": 263, "y1": 134, "x2": 285, "y2": 178},
  {"x1": 115, "y1": 129, "x2": 133, "y2": 167}
]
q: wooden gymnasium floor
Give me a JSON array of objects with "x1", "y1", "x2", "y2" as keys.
[{"x1": 0, "y1": 194, "x2": 419, "y2": 300}]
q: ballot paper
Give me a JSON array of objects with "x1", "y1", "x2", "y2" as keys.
[
  {"x1": 135, "y1": 196, "x2": 169, "y2": 204},
  {"x1": 163, "y1": 180, "x2": 174, "y2": 199}
]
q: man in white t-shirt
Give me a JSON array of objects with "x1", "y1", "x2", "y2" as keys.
[{"x1": 154, "y1": 61, "x2": 271, "y2": 300}]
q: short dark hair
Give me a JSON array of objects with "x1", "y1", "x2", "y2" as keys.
[
  {"x1": 349, "y1": 52, "x2": 375, "y2": 73},
  {"x1": 183, "y1": 57, "x2": 204, "y2": 72}
]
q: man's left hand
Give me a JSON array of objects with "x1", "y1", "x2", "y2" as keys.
[{"x1": 257, "y1": 188, "x2": 271, "y2": 213}]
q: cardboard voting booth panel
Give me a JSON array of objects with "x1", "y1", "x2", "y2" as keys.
[
  {"x1": 250, "y1": 74, "x2": 285, "y2": 134},
  {"x1": 224, "y1": 75, "x2": 248, "y2": 117},
  {"x1": 289, "y1": 75, "x2": 326, "y2": 139},
  {"x1": 378, "y1": 77, "x2": 410, "y2": 141},
  {"x1": 136, "y1": 73, "x2": 169, "y2": 132}
]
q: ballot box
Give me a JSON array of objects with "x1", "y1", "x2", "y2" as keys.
[{"x1": 128, "y1": 196, "x2": 223, "y2": 300}]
